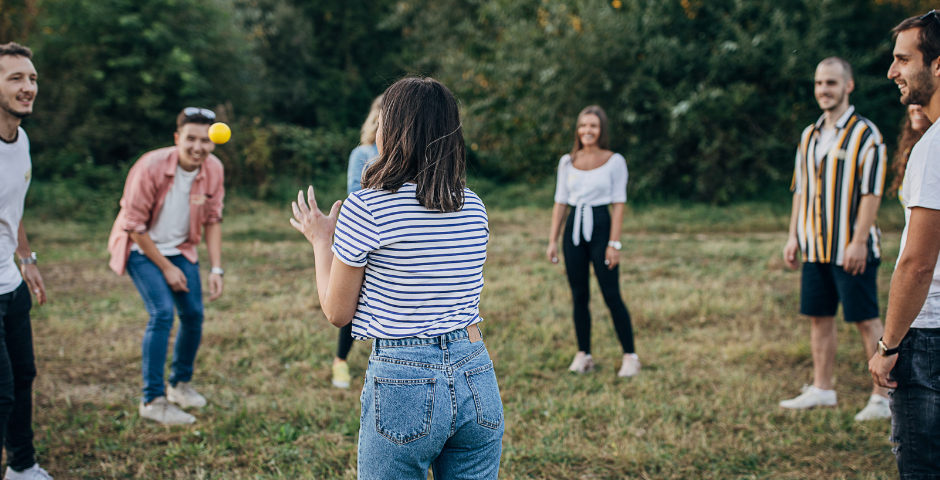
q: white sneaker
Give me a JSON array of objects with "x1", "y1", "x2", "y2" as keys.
[
  {"x1": 167, "y1": 382, "x2": 207, "y2": 408},
  {"x1": 139, "y1": 396, "x2": 196, "y2": 425},
  {"x1": 618, "y1": 353, "x2": 641, "y2": 377},
  {"x1": 568, "y1": 353, "x2": 594, "y2": 374},
  {"x1": 779, "y1": 384, "x2": 837, "y2": 410},
  {"x1": 854, "y1": 394, "x2": 891, "y2": 422},
  {"x1": 5, "y1": 464, "x2": 53, "y2": 480}
]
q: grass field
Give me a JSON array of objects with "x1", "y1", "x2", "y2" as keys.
[{"x1": 22, "y1": 198, "x2": 906, "y2": 479}]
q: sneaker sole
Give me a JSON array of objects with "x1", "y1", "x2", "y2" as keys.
[
  {"x1": 332, "y1": 380, "x2": 351, "y2": 388},
  {"x1": 779, "y1": 403, "x2": 838, "y2": 410}
]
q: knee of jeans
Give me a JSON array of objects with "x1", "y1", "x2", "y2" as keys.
[
  {"x1": 178, "y1": 310, "x2": 204, "y2": 327},
  {"x1": 13, "y1": 367, "x2": 36, "y2": 390},
  {"x1": 145, "y1": 307, "x2": 175, "y2": 329}
]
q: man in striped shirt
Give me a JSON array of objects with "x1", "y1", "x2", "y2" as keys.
[{"x1": 780, "y1": 57, "x2": 890, "y2": 421}]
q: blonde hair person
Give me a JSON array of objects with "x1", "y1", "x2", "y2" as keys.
[
  {"x1": 332, "y1": 94, "x2": 384, "y2": 389},
  {"x1": 546, "y1": 105, "x2": 639, "y2": 377}
]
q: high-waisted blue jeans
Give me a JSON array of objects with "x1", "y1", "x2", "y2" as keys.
[
  {"x1": 126, "y1": 251, "x2": 204, "y2": 404},
  {"x1": 358, "y1": 326, "x2": 504, "y2": 480}
]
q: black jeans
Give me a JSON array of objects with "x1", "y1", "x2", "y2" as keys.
[
  {"x1": 0, "y1": 281, "x2": 36, "y2": 471},
  {"x1": 890, "y1": 327, "x2": 940, "y2": 479},
  {"x1": 337, "y1": 323, "x2": 354, "y2": 360},
  {"x1": 562, "y1": 206, "x2": 635, "y2": 354}
]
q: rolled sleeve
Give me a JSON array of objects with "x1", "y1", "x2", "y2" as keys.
[
  {"x1": 332, "y1": 193, "x2": 381, "y2": 267},
  {"x1": 553, "y1": 155, "x2": 570, "y2": 204},
  {"x1": 206, "y1": 181, "x2": 225, "y2": 225},
  {"x1": 121, "y1": 163, "x2": 157, "y2": 233}
]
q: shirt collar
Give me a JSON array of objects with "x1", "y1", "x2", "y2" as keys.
[
  {"x1": 164, "y1": 149, "x2": 206, "y2": 180},
  {"x1": 814, "y1": 105, "x2": 856, "y2": 130}
]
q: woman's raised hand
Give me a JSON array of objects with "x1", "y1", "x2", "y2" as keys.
[{"x1": 290, "y1": 186, "x2": 343, "y2": 246}]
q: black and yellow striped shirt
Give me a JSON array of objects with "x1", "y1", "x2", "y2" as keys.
[{"x1": 790, "y1": 106, "x2": 887, "y2": 266}]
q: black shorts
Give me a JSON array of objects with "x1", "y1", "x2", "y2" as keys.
[{"x1": 800, "y1": 260, "x2": 880, "y2": 323}]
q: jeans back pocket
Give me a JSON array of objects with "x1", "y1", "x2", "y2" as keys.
[
  {"x1": 374, "y1": 377, "x2": 436, "y2": 445},
  {"x1": 465, "y1": 362, "x2": 503, "y2": 429}
]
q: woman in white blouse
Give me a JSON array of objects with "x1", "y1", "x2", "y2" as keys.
[{"x1": 546, "y1": 105, "x2": 640, "y2": 377}]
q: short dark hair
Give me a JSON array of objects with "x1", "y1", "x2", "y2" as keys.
[
  {"x1": 893, "y1": 13, "x2": 940, "y2": 67},
  {"x1": 0, "y1": 42, "x2": 32, "y2": 60},
  {"x1": 361, "y1": 77, "x2": 466, "y2": 213},
  {"x1": 818, "y1": 56, "x2": 853, "y2": 81},
  {"x1": 570, "y1": 105, "x2": 610, "y2": 159},
  {"x1": 176, "y1": 108, "x2": 214, "y2": 131}
]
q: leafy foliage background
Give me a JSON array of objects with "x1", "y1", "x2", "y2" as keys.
[{"x1": 0, "y1": 0, "x2": 934, "y2": 217}]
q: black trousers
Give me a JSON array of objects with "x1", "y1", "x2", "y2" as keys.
[
  {"x1": 0, "y1": 281, "x2": 37, "y2": 471},
  {"x1": 336, "y1": 323, "x2": 354, "y2": 360},
  {"x1": 563, "y1": 206, "x2": 635, "y2": 354}
]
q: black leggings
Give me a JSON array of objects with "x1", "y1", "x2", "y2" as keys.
[
  {"x1": 563, "y1": 206, "x2": 635, "y2": 354},
  {"x1": 336, "y1": 323, "x2": 354, "y2": 360}
]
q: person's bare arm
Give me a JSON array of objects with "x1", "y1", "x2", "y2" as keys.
[
  {"x1": 605, "y1": 203, "x2": 625, "y2": 269},
  {"x1": 546, "y1": 203, "x2": 568, "y2": 264},
  {"x1": 205, "y1": 222, "x2": 223, "y2": 301},
  {"x1": 843, "y1": 194, "x2": 881, "y2": 275},
  {"x1": 291, "y1": 187, "x2": 364, "y2": 327},
  {"x1": 129, "y1": 231, "x2": 189, "y2": 292},
  {"x1": 783, "y1": 193, "x2": 802, "y2": 269},
  {"x1": 870, "y1": 206, "x2": 940, "y2": 387},
  {"x1": 16, "y1": 219, "x2": 45, "y2": 305}
]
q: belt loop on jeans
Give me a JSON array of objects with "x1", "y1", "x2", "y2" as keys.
[{"x1": 439, "y1": 334, "x2": 448, "y2": 350}]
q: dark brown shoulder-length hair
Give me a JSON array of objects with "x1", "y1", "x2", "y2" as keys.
[
  {"x1": 361, "y1": 77, "x2": 466, "y2": 213},
  {"x1": 890, "y1": 114, "x2": 931, "y2": 197},
  {"x1": 570, "y1": 105, "x2": 610, "y2": 159}
]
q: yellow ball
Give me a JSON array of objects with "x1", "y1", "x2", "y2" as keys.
[{"x1": 208, "y1": 122, "x2": 231, "y2": 144}]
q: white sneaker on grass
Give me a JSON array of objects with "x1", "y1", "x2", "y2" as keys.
[
  {"x1": 5, "y1": 464, "x2": 52, "y2": 480},
  {"x1": 779, "y1": 384, "x2": 837, "y2": 410},
  {"x1": 618, "y1": 353, "x2": 641, "y2": 377},
  {"x1": 854, "y1": 394, "x2": 891, "y2": 422},
  {"x1": 568, "y1": 353, "x2": 594, "y2": 374},
  {"x1": 139, "y1": 396, "x2": 196, "y2": 425},
  {"x1": 167, "y1": 382, "x2": 207, "y2": 408}
]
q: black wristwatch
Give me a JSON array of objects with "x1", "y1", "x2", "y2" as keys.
[{"x1": 878, "y1": 338, "x2": 900, "y2": 357}]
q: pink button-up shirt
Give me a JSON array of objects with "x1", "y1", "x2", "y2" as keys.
[{"x1": 108, "y1": 146, "x2": 225, "y2": 275}]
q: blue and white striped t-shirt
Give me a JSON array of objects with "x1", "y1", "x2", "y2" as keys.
[{"x1": 331, "y1": 183, "x2": 488, "y2": 339}]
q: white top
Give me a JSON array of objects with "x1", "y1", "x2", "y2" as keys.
[
  {"x1": 898, "y1": 120, "x2": 940, "y2": 329},
  {"x1": 331, "y1": 184, "x2": 488, "y2": 339},
  {"x1": 131, "y1": 166, "x2": 198, "y2": 256},
  {"x1": 815, "y1": 127, "x2": 837, "y2": 167},
  {"x1": 553, "y1": 153, "x2": 628, "y2": 246},
  {"x1": 0, "y1": 128, "x2": 31, "y2": 295}
]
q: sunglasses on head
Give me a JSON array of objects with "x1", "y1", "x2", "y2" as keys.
[
  {"x1": 919, "y1": 9, "x2": 940, "y2": 27},
  {"x1": 183, "y1": 107, "x2": 216, "y2": 120}
]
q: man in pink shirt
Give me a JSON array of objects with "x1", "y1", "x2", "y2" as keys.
[{"x1": 108, "y1": 108, "x2": 225, "y2": 425}]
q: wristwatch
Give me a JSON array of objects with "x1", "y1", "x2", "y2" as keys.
[
  {"x1": 210, "y1": 267, "x2": 225, "y2": 276},
  {"x1": 608, "y1": 241, "x2": 622, "y2": 251},
  {"x1": 878, "y1": 338, "x2": 900, "y2": 357},
  {"x1": 19, "y1": 252, "x2": 37, "y2": 265}
]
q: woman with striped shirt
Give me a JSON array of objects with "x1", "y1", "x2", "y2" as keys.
[
  {"x1": 547, "y1": 105, "x2": 640, "y2": 377},
  {"x1": 291, "y1": 77, "x2": 503, "y2": 479}
]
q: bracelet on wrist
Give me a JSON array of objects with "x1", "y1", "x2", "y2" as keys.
[{"x1": 210, "y1": 267, "x2": 225, "y2": 276}]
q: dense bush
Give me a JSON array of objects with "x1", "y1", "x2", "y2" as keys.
[{"x1": 2, "y1": 0, "x2": 936, "y2": 218}]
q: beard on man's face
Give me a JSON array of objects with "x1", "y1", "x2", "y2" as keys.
[
  {"x1": 0, "y1": 95, "x2": 32, "y2": 119},
  {"x1": 902, "y1": 65, "x2": 938, "y2": 106}
]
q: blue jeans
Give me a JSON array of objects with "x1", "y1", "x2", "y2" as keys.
[
  {"x1": 889, "y1": 327, "x2": 940, "y2": 478},
  {"x1": 358, "y1": 326, "x2": 504, "y2": 480},
  {"x1": 126, "y1": 252, "x2": 203, "y2": 404}
]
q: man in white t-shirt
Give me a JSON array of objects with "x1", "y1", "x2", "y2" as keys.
[
  {"x1": 871, "y1": 14, "x2": 940, "y2": 476},
  {"x1": 0, "y1": 43, "x2": 52, "y2": 480}
]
